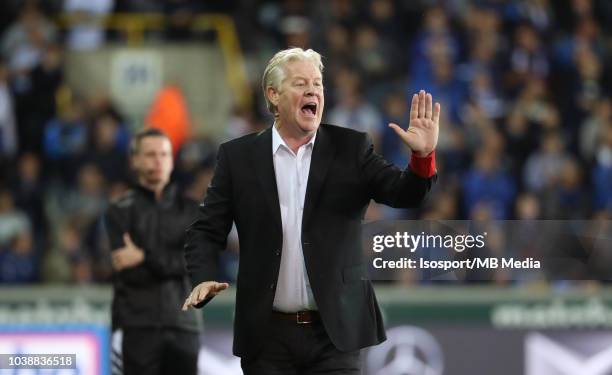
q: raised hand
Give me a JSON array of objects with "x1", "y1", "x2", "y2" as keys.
[
  {"x1": 388, "y1": 90, "x2": 440, "y2": 157},
  {"x1": 182, "y1": 281, "x2": 230, "y2": 310}
]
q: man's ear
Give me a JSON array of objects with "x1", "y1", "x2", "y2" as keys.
[{"x1": 267, "y1": 86, "x2": 280, "y2": 107}]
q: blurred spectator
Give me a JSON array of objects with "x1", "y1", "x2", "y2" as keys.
[
  {"x1": 327, "y1": 68, "x2": 382, "y2": 148},
  {"x1": 465, "y1": 69, "x2": 505, "y2": 121},
  {"x1": 463, "y1": 5, "x2": 505, "y2": 44},
  {"x1": 85, "y1": 113, "x2": 129, "y2": 184},
  {"x1": 43, "y1": 97, "x2": 88, "y2": 183},
  {"x1": 0, "y1": 59, "x2": 16, "y2": 159},
  {"x1": 410, "y1": 55, "x2": 466, "y2": 125},
  {"x1": 409, "y1": 5, "x2": 459, "y2": 82},
  {"x1": 318, "y1": 23, "x2": 353, "y2": 78},
  {"x1": 10, "y1": 153, "x2": 45, "y2": 241},
  {"x1": 172, "y1": 136, "x2": 216, "y2": 190},
  {"x1": 505, "y1": 109, "x2": 548, "y2": 190},
  {"x1": 514, "y1": 79, "x2": 560, "y2": 134},
  {"x1": 462, "y1": 151, "x2": 516, "y2": 220},
  {"x1": 541, "y1": 158, "x2": 590, "y2": 218},
  {"x1": 503, "y1": 108, "x2": 538, "y2": 178},
  {"x1": 461, "y1": 93, "x2": 494, "y2": 135},
  {"x1": 224, "y1": 107, "x2": 261, "y2": 141},
  {"x1": 592, "y1": 123, "x2": 612, "y2": 212},
  {"x1": 515, "y1": 192, "x2": 541, "y2": 220},
  {"x1": 422, "y1": 189, "x2": 459, "y2": 220},
  {"x1": 0, "y1": 188, "x2": 32, "y2": 247},
  {"x1": 570, "y1": 43, "x2": 605, "y2": 115},
  {"x1": 1, "y1": 0, "x2": 57, "y2": 73},
  {"x1": 554, "y1": 16, "x2": 605, "y2": 69},
  {"x1": 354, "y1": 24, "x2": 402, "y2": 95},
  {"x1": 280, "y1": 15, "x2": 311, "y2": 49},
  {"x1": 47, "y1": 163, "x2": 107, "y2": 228},
  {"x1": 63, "y1": 0, "x2": 114, "y2": 50},
  {"x1": 85, "y1": 91, "x2": 126, "y2": 126},
  {"x1": 580, "y1": 97, "x2": 611, "y2": 161},
  {"x1": 0, "y1": 186, "x2": 38, "y2": 283},
  {"x1": 3, "y1": 3, "x2": 59, "y2": 154},
  {"x1": 461, "y1": 6, "x2": 506, "y2": 78},
  {"x1": 0, "y1": 230, "x2": 37, "y2": 283},
  {"x1": 506, "y1": 0, "x2": 554, "y2": 34},
  {"x1": 367, "y1": 0, "x2": 402, "y2": 44},
  {"x1": 9, "y1": 43, "x2": 63, "y2": 154},
  {"x1": 325, "y1": 0, "x2": 359, "y2": 27},
  {"x1": 505, "y1": 23, "x2": 549, "y2": 94},
  {"x1": 461, "y1": 109, "x2": 506, "y2": 170},
  {"x1": 523, "y1": 130, "x2": 571, "y2": 193},
  {"x1": 184, "y1": 166, "x2": 213, "y2": 203},
  {"x1": 554, "y1": 0, "x2": 594, "y2": 33},
  {"x1": 4, "y1": 8, "x2": 62, "y2": 154},
  {"x1": 145, "y1": 83, "x2": 192, "y2": 155},
  {"x1": 42, "y1": 219, "x2": 91, "y2": 283}
]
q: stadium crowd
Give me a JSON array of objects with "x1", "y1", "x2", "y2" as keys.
[{"x1": 0, "y1": 0, "x2": 610, "y2": 284}]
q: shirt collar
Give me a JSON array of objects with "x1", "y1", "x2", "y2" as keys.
[
  {"x1": 271, "y1": 123, "x2": 317, "y2": 155},
  {"x1": 134, "y1": 182, "x2": 176, "y2": 203}
]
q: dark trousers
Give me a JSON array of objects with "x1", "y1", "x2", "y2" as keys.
[
  {"x1": 241, "y1": 314, "x2": 361, "y2": 375},
  {"x1": 122, "y1": 327, "x2": 199, "y2": 375}
]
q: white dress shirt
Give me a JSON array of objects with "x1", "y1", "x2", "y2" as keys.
[{"x1": 271, "y1": 125, "x2": 318, "y2": 312}]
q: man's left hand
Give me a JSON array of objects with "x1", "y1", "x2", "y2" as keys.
[
  {"x1": 111, "y1": 233, "x2": 145, "y2": 271},
  {"x1": 389, "y1": 90, "x2": 440, "y2": 157}
]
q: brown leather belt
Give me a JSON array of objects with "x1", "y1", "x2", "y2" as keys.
[{"x1": 271, "y1": 310, "x2": 321, "y2": 324}]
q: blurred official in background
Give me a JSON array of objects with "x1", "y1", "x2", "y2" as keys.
[
  {"x1": 183, "y1": 48, "x2": 440, "y2": 374},
  {"x1": 105, "y1": 128, "x2": 201, "y2": 375}
]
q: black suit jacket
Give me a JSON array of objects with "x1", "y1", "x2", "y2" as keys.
[{"x1": 184, "y1": 124, "x2": 436, "y2": 358}]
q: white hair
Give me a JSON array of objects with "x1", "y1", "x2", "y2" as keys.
[{"x1": 261, "y1": 47, "x2": 324, "y2": 115}]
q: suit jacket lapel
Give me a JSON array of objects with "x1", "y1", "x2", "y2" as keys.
[
  {"x1": 303, "y1": 125, "x2": 335, "y2": 228},
  {"x1": 252, "y1": 127, "x2": 282, "y2": 231}
]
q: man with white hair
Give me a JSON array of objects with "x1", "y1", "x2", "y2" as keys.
[{"x1": 183, "y1": 47, "x2": 440, "y2": 374}]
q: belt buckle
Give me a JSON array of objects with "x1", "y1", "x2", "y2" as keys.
[{"x1": 296, "y1": 311, "x2": 310, "y2": 324}]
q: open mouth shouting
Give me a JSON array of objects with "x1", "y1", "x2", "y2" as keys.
[{"x1": 301, "y1": 102, "x2": 318, "y2": 118}]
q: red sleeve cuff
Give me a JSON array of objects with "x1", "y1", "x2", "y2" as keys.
[{"x1": 409, "y1": 150, "x2": 436, "y2": 178}]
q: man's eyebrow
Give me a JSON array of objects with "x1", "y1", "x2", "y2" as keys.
[{"x1": 292, "y1": 76, "x2": 322, "y2": 81}]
